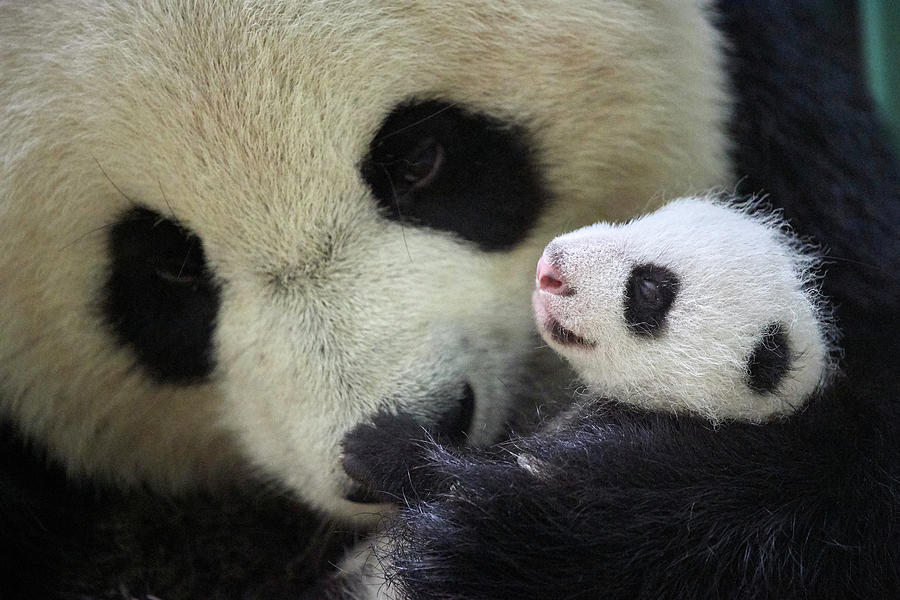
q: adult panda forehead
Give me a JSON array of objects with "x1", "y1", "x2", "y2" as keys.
[
  {"x1": 0, "y1": 0, "x2": 731, "y2": 521},
  {"x1": 72, "y1": 0, "x2": 728, "y2": 228}
]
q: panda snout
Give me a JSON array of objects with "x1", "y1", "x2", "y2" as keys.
[
  {"x1": 534, "y1": 251, "x2": 596, "y2": 348},
  {"x1": 536, "y1": 255, "x2": 574, "y2": 296}
]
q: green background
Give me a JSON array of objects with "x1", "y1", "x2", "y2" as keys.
[{"x1": 861, "y1": 0, "x2": 900, "y2": 154}]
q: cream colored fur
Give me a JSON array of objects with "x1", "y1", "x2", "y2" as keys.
[
  {"x1": 535, "y1": 197, "x2": 837, "y2": 421},
  {"x1": 0, "y1": 0, "x2": 729, "y2": 520}
]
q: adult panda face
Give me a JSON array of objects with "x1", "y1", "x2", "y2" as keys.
[{"x1": 0, "y1": 1, "x2": 729, "y2": 520}]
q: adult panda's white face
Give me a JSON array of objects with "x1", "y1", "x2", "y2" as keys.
[{"x1": 0, "y1": 0, "x2": 728, "y2": 520}]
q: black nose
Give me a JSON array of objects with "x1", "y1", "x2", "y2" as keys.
[{"x1": 433, "y1": 383, "x2": 476, "y2": 444}]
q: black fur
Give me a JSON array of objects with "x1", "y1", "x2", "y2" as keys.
[
  {"x1": 624, "y1": 264, "x2": 680, "y2": 337},
  {"x1": 361, "y1": 101, "x2": 546, "y2": 251},
  {"x1": 746, "y1": 323, "x2": 791, "y2": 394},
  {"x1": 371, "y1": 374, "x2": 900, "y2": 599},
  {"x1": 342, "y1": 387, "x2": 477, "y2": 505},
  {"x1": 341, "y1": 2, "x2": 900, "y2": 598},
  {"x1": 432, "y1": 382, "x2": 476, "y2": 444},
  {"x1": 724, "y1": 2, "x2": 900, "y2": 320},
  {"x1": 0, "y1": 425, "x2": 356, "y2": 600},
  {"x1": 342, "y1": 411, "x2": 433, "y2": 505},
  {"x1": 103, "y1": 207, "x2": 220, "y2": 383}
]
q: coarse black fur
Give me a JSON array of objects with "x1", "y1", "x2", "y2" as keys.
[
  {"x1": 342, "y1": 411, "x2": 433, "y2": 505},
  {"x1": 368, "y1": 371, "x2": 899, "y2": 599},
  {"x1": 342, "y1": 1, "x2": 900, "y2": 598}
]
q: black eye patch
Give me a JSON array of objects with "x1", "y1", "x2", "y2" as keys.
[
  {"x1": 746, "y1": 322, "x2": 791, "y2": 394},
  {"x1": 624, "y1": 264, "x2": 680, "y2": 336},
  {"x1": 361, "y1": 100, "x2": 546, "y2": 251},
  {"x1": 102, "y1": 207, "x2": 220, "y2": 383}
]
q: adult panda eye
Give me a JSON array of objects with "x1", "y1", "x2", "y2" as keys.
[
  {"x1": 102, "y1": 207, "x2": 221, "y2": 383},
  {"x1": 151, "y1": 237, "x2": 205, "y2": 286},
  {"x1": 393, "y1": 136, "x2": 444, "y2": 190},
  {"x1": 361, "y1": 100, "x2": 546, "y2": 251}
]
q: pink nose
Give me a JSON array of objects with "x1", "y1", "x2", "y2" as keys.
[{"x1": 536, "y1": 256, "x2": 570, "y2": 295}]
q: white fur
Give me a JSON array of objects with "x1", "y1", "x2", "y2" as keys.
[
  {"x1": 0, "y1": 1, "x2": 729, "y2": 520},
  {"x1": 534, "y1": 197, "x2": 837, "y2": 421},
  {"x1": 336, "y1": 536, "x2": 404, "y2": 600}
]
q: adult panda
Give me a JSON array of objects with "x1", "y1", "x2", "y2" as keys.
[
  {"x1": 0, "y1": 1, "x2": 728, "y2": 595},
  {"x1": 0, "y1": 2, "x2": 897, "y2": 600}
]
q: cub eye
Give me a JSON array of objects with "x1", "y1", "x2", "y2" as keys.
[
  {"x1": 624, "y1": 263, "x2": 680, "y2": 337},
  {"x1": 102, "y1": 207, "x2": 220, "y2": 383},
  {"x1": 361, "y1": 100, "x2": 545, "y2": 251},
  {"x1": 635, "y1": 277, "x2": 663, "y2": 309}
]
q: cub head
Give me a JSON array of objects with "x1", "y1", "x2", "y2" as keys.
[{"x1": 533, "y1": 198, "x2": 837, "y2": 422}]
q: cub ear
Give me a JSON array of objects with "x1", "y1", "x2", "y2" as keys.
[
  {"x1": 746, "y1": 322, "x2": 792, "y2": 394},
  {"x1": 624, "y1": 263, "x2": 680, "y2": 336}
]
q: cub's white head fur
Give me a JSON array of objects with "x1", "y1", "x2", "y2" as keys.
[
  {"x1": 0, "y1": 1, "x2": 728, "y2": 520},
  {"x1": 534, "y1": 198, "x2": 837, "y2": 421}
]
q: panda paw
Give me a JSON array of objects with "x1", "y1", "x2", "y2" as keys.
[{"x1": 340, "y1": 411, "x2": 431, "y2": 503}]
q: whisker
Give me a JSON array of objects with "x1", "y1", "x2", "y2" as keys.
[
  {"x1": 157, "y1": 178, "x2": 176, "y2": 220},
  {"x1": 93, "y1": 156, "x2": 137, "y2": 205},
  {"x1": 58, "y1": 220, "x2": 119, "y2": 252},
  {"x1": 375, "y1": 102, "x2": 458, "y2": 142},
  {"x1": 379, "y1": 164, "x2": 412, "y2": 262},
  {"x1": 825, "y1": 254, "x2": 900, "y2": 284},
  {"x1": 177, "y1": 242, "x2": 194, "y2": 279}
]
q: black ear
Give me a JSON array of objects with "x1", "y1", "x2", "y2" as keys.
[
  {"x1": 746, "y1": 322, "x2": 791, "y2": 394},
  {"x1": 624, "y1": 264, "x2": 680, "y2": 336}
]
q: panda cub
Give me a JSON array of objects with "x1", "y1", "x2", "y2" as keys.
[
  {"x1": 336, "y1": 196, "x2": 837, "y2": 599},
  {"x1": 533, "y1": 196, "x2": 837, "y2": 422},
  {"x1": 342, "y1": 197, "x2": 837, "y2": 495}
]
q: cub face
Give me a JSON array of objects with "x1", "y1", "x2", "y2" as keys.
[
  {"x1": 534, "y1": 198, "x2": 836, "y2": 422},
  {"x1": 0, "y1": 1, "x2": 728, "y2": 520}
]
